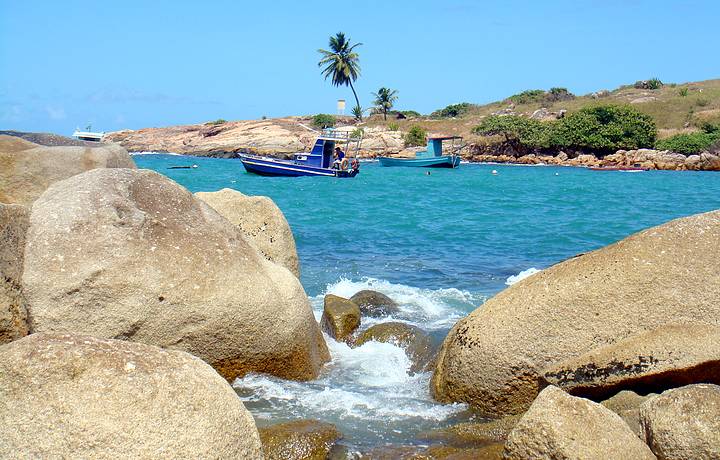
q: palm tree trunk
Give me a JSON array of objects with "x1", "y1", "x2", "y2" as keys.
[
  {"x1": 348, "y1": 80, "x2": 361, "y2": 120},
  {"x1": 383, "y1": 110, "x2": 387, "y2": 121}
]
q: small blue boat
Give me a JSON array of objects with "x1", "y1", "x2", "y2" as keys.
[
  {"x1": 378, "y1": 135, "x2": 463, "y2": 168},
  {"x1": 239, "y1": 129, "x2": 361, "y2": 178}
]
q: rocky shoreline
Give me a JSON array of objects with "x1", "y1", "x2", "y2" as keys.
[{"x1": 2, "y1": 133, "x2": 719, "y2": 458}]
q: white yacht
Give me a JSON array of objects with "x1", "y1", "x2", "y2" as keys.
[{"x1": 72, "y1": 124, "x2": 104, "y2": 142}]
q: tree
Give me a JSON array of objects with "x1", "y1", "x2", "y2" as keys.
[
  {"x1": 372, "y1": 87, "x2": 398, "y2": 120},
  {"x1": 318, "y1": 32, "x2": 363, "y2": 120}
]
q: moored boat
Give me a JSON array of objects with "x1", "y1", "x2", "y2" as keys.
[
  {"x1": 239, "y1": 128, "x2": 362, "y2": 178},
  {"x1": 72, "y1": 124, "x2": 104, "y2": 142},
  {"x1": 378, "y1": 136, "x2": 463, "y2": 168}
]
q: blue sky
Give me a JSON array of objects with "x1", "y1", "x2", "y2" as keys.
[{"x1": 1, "y1": 0, "x2": 718, "y2": 134}]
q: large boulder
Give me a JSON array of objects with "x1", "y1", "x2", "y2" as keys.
[
  {"x1": 0, "y1": 135, "x2": 135, "y2": 206},
  {"x1": 349, "y1": 290, "x2": 400, "y2": 317},
  {"x1": 542, "y1": 324, "x2": 720, "y2": 400},
  {"x1": 601, "y1": 390, "x2": 657, "y2": 438},
  {"x1": 258, "y1": 419, "x2": 342, "y2": 460},
  {"x1": 432, "y1": 210, "x2": 720, "y2": 415},
  {"x1": 23, "y1": 168, "x2": 329, "y2": 381},
  {"x1": 0, "y1": 333, "x2": 263, "y2": 458},
  {"x1": 195, "y1": 188, "x2": 300, "y2": 277},
  {"x1": 503, "y1": 386, "x2": 656, "y2": 459},
  {"x1": 0, "y1": 203, "x2": 29, "y2": 344},
  {"x1": 639, "y1": 384, "x2": 720, "y2": 460},
  {"x1": 320, "y1": 294, "x2": 361, "y2": 342},
  {"x1": 354, "y1": 322, "x2": 435, "y2": 374}
]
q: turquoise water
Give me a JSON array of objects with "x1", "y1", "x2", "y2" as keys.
[{"x1": 134, "y1": 154, "x2": 720, "y2": 449}]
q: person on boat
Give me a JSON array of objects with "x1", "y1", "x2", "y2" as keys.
[{"x1": 333, "y1": 147, "x2": 349, "y2": 170}]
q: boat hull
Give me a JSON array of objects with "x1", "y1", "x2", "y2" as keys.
[
  {"x1": 239, "y1": 155, "x2": 358, "y2": 178},
  {"x1": 378, "y1": 155, "x2": 460, "y2": 168}
]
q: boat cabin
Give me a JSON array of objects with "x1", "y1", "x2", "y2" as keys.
[
  {"x1": 293, "y1": 128, "x2": 361, "y2": 168},
  {"x1": 416, "y1": 136, "x2": 463, "y2": 158}
]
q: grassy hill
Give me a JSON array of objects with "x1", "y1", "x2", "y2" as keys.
[{"x1": 362, "y1": 78, "x2": 720, "y2": 142}]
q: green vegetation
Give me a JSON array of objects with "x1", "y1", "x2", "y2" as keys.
[
  {"x1": 697, "y1": 97, "x2": 710, "y2": 107},
  {"x1": 655, "y1": 124, "x2": 720, "y2": 154},
  {"x1": 312, "y1": 113, "x2": 336, "y2": 129},
  {"x1": 351, "y1": 105, "x2": 363, "y2": 121},
  {"x1": 507, "y1": 88, "x2": 575, "y2": 105},
  {"x1": 351, "y1": 127, "x2": 364, "y2": 139},
  {"x1": 387, "y1": 122, "x2": 400, "y2": 131},
  {"x1": 508, "y1": 90, "x2": 545, "y2": 105},
  {"x1": 679, "y1": 87, "x2": 689, "y2": 97},
  {"x1": 547, "y1": 87, "x2": 575, "y2": 102},
  {"x1": 431, "y1": 102, "x2": 474, "y2": 118},
  {"x1": 397, "y1": 110, "x2": 421, "y2": 118},
  {"x1": 318, "y1": 32, "x2": 363, "y2": 120},
  {"x1": 405, "y1": 125, "x2": 427, "y2": 146},
  {"x1": 206, "y1": 119, "x2": 227, "y2": 125},
  {"x1": 372, "y1": 87, "x2": 399, "y2": 120},
  {"x1": 473, "y1": 105, "x2": 657, "y2": 155},
  {"x1": 635, "y1": 78, "x2": 663, "y2": 90}
]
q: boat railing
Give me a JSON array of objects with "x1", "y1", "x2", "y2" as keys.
[{"x1": 319, "y1": 128, "x2": 362, "y2": 143}]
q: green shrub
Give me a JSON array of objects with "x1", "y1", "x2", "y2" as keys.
[
  {"x1": 405, "y1": 125, "x2": 427, "y2": 146},
  {"x1": 431, "y1": 102, "x2": 474, "y2": 118},
  {"x1": 312, "y1": 113, "x2": 336, "y2": 128},
  {"x1": 546, "y1": 87, "x2": 575, "y2": 102},
  {"x1": 550, "y1": 105, "x2": 656, "y2": 153},
  {"x1": 207, "y1": 118, "x2": 227, "y2": 125},
  {"x1": 656, "y1": 131, "x2": 720, "y2": 154},
  {"x1": 678, "y1": 87, "x2": 689, "y2": 97},
  {"x1": 351, "y1": 105, "x2": 363, "y2": 121},
  {"x1": 351, "y1": 127, "x2": 365, "y2": 138},
  {"x1": 472, "y1": 115, "x2": 551, "y2": 149},
  {"x1": 397, "y1": 110, "x2": 421, "y2": 118},
  {"x1": 508, "y1": 90, "x2": 545, "y2": 105},
  {"x1": 697, "y1": 97, "x2": 710, "y2": 107},
  {"x1": 634, "y1": 79, "x2": 663, "y2": 90},
  {"x1": 387, "y1": 122, "x2": 400, "y2": 131},
  {"x1": 701, "y1": 122, "x2": 719, "y2": 134}
]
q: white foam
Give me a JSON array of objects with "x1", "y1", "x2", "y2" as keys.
[
  {"x1": 505, "y1": 267, "x2": 541, "y2": 285},
  {"x1": 129, "y1": 151, "x2": 183, "y2": 156}
]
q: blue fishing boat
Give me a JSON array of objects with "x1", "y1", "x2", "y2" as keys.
[
  {"x1": 378, "y1": 135, "x2": 463, "y2": 168},
  {"x1": 239, "y1": 128, "x2": 362, "y2": 178}
]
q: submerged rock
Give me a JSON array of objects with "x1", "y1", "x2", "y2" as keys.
[
  {"x1": 503, "y1": 386, "x2": 656, "y2": 459},
  {"x1": 0, "y1": 134, "x2": 135, "y2": 206},
  {"x1": 639, "y1": 384, "x2": 720, "y2": 460},
  {"x1": 23, "y1": 168, "x2": 329, "y2": 382},
  {"x1": 354, "y1": 322, "x2": 435, "y2": 374},
  {"x1": 195, "y1": 188, "x2": 300, "y2": 277},
  {"x1": 418, "y1": 415, "x2": 522, "y2": 447},
  {"x1": 542, "y1": 324, "x2": 720, "y2": 400},
  {"x1": 0, "y1": 203, "x2": 29, "y2": 344},
  {"x1": 601, "y1": 390, "x2": 657, "y2": 438},
  {"x1": 432, "y1": 210, "x2": 720, "y2": 415},
  {"x1": 258, "y1": 419, "x2": 342, "y2": 460},
  {"x1": 0, "y1": 333, "x2": 263, "y2": 459},
  {"x1": 350, "y1": 290, "x2": 400, "y2": 317},
  {"x1": 320, "y1": 294, "x2": 361, "y2": 342},
  {"x1": 360, "y1": 443, "x2": 504, "y2": 459}
]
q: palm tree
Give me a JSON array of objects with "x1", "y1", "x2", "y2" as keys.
[
  {"x1": 372, "y1": 87, "x2": 399, "y2": 120},
  {"x1": 318, "y1": 32, "x2": 362, "y2": 120}
]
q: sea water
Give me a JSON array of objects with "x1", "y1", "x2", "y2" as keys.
[{"x1": 134, "y1": 155, "x2": 720, "y2": 448}]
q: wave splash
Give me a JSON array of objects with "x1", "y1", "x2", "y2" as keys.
[{"x1": 505, "y1": 267, "x2": 541, "y2": 285}]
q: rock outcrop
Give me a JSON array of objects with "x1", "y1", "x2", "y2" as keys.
[
  {"x1": 258, "y1": 419, "x2": 342, "y2": 460},
  {"x1": 503, "y1": 386, "x2": 656, "y2": 459},
  {"x1": 23, "y1": 168, "x2": 329, "y2": 381},
  {"x1": 0, "y1": 204, "x2": 29, "y2": 344},
  {"x1": 601, "y1": 390, "x2": 656, "y2": 438},
  {"x1": 0, "y1": 333, "x2": 263, "y2": 459},
  {"x1": 432, "y1": 210, "x2": 720, "y2": 415},
  {"x1": 0, "y1": 135, "x2": 135, "y2": 206},
  {"x1": 196, "y1": 188, "x2": 300, "y2": 277},
  {"x1": 349, "y1": 290, "x2": 400, "y2": 317},
  {"x1": 542, "y1": 324, "x2": 720, "y2": 400},
  {"x1": 355, "y1": 322, "x2": 435, "y2": 374},
  {"x1": 320, "y1": 294, "x2": 361, "y2": 342},
  {"x1": 639, "y1": 384, "x2": 720, "y2": 460}
]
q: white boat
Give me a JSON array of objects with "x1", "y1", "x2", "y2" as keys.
[{"x1": 72, "y1": 124, "x2": 104, "y2": 142}]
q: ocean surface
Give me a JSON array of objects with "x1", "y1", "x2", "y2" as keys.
[{"x1": 134, "y1": 154, "x2": 720, "y2": 450}]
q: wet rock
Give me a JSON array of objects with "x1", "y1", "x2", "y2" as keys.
[
  {"x1": 0, "y1": 203, "x2": 29, "y2": 344},
  {"x1": 349, "y1": 290, "x2": 399, "y2": 317},
  {"x1": 23, "y1": 168, "x2": 329, "y2": 382},
  {"x1": 432, "y1": 210, "x2": 720, "y2": 416},
  {"x1": 542, "y1": 324, "x2": 720, "y2": 400},
  {"x1": 640, "y1": 384, "x2": 720, "y2": 460},
  {"x1": 0, "y1": 333, "x2": 263, "y2": 458},
  {"x1": 354, "y1": 322, "x2": 435, "y2": 374},
  {"x1": 418, "y1": 415, "x2": 522, "y2": 447},
  {"x1": 601, "y1": 390, "x2": 657, "y2": 437},
  {"x1": 196, "y1": 188, "x2": 300, "y2": 277},
  {"x1": 321, "y1": 294, "x2": 361, "y2": 342},
  {"x1": 258, "y1": 419, "x2": 341, "y2": 460},
  {"x1": 503, "y1": 386, "x2": 656, "y2": 459},
  {"x1": 360, "y1": 443, "x2": 503, "y2": 460},
  {"x1": 0, "y1": 134, "x2": 135, "y2": 206}
]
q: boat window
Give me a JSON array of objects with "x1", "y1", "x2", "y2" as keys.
[{"x1": 322, "y1": 141, "x2": 334, "y2": 168}]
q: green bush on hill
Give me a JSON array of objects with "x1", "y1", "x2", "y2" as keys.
[
  {"x1": 508, "y1": 90, "x2": 545, "y2": 105},
  {"x1": 431, "y1": 103, "x2": 474, "y2": 118},
  {"x1": 472, "y1": 105, "x2": 657, "y2": 155},
  {"x1": 207, "y1": 119, "x2": 227, "y2": 125},
  {"x1": 634, "y1": 78, "x2": 663, "y2": 90},
  {"x1": 508, "y1": 88, "x2": 575, "y2": 105},
  {"x1": 312, "y1": 113, "x2": 336, "y2": 128},
  {"x1": 547, "y1": 87, "x2": 575, "y2": 102},
  {"x1": 396, "y1": 110, "x2": 421, "y2": 118},
  {"x1": 405, "y1": 125, "x2": 427, "y2": 146},
  {"x1": 655, "y1": 124, "x2": 720, "y2": 154}
]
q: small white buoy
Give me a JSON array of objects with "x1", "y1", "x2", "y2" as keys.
[
  {"x1": 491, "y1": 169, "x2": 498, "y2": 175},
  {"x1": 555, "y1": 172, "x2": 559, "y2": 176},
  {"x1": 192, "y1": 164, "x2": 199, "y2": 168}
]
